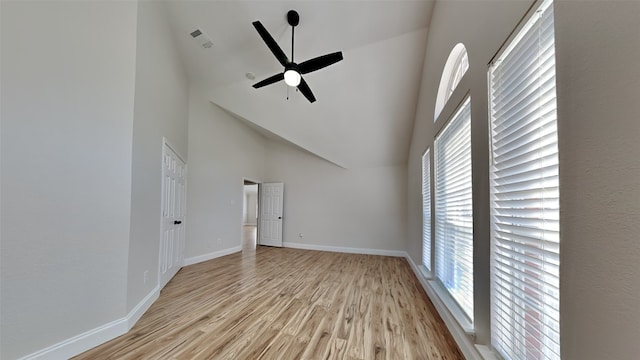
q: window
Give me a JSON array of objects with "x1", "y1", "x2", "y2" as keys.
[
  {"x1": 435, "y1": 97, "x2": 473, "y2": 321},
  {"x1": 488, "y1": 0, "x2": 560, "y2": 359},
  {"x1": 446, "y1": 48, "x2": 469, "y2": 99},
  {"x1": 421, "y1": 149, "x2": 432, "y2": 271},
  {"x1": 434, "y1": 43, "x2": 469, "y2": 120}
]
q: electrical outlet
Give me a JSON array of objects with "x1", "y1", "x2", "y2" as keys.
[
  {"x1": 217, "y1": 238, "x2": 222, "y2": 245},
  {"x1": 143, "y1": 270, "x2": 148, "y2": 284},
  {"x1": 298, "y1": 233, "x2": 304, "y2": 238}
]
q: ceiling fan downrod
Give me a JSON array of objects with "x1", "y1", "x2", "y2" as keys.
[{"x1": 288, "y1": 10, "x2": 299, "y2": 62}]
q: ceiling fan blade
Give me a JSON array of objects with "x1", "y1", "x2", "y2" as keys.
[
  {"x1": 252, "y1": 21, "x2": 289, "y2": 67},
  {"x1": 252, "y1": 73, "x2": 284, "y2": 88},
  {"x1": 298, "y1": 52, "x2": 343, "y2": 74},
  {"x1": 297, "y1": 78, "x2": 316, "y2": 103}
]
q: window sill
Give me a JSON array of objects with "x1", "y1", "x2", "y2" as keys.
[
  {"x1": 408, "y1": 255, "x2": 504, "y2": 360},
  {"x1": 419, "y1": 265, "x2": 432, "y2": 279},
  {"x1": 476, "y1": 345, "x2": 501, "y2": 360},
  {"x1": 428, "y1": 279, "x2": 475, "y2": 335}
]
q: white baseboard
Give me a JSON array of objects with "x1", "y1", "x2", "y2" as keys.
[
  {"x1": 17, "y1": 246, "x2": 241, "y2": 359},
  {"x1": 17, "y1": 318, "x2": 127, "y2": 360},
  {"x1": 127, "y1": 286, "x2": 160, "y2": 329},
  {"x1": 403, "y1": 253, "x2": 484, "y2": 360},
  {"x1": 282, "y1": 242, "x2": 405, "y2": 257},
  {"x1": 17, "y1": 286, "x2": 160, "y2": 360},
  {"x1": 183, "y1": 245, "x2": 242, "y2": 266}
]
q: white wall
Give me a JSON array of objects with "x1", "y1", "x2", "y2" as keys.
[
  {"x1": 0, "y1": 2, "x2": 138, "y2": 359},
  {"x1": 407, "y1": 0, "x2": 640, "y2": 358},
  {"x1": 185, "y1": 92, "x2": 267, "y2": 259},
  {"x1": 554, "y1": 1, "x2": 640, "y2": 359},
  {"x1": 185, "y1": 97, "x2": 407, "y2": 256},
  {"x1": 265, "y1": 140, "x2": 407, "y2": 252},
  {"x1": 127, "y1": 0, "x2": 189, "y2": 313}
]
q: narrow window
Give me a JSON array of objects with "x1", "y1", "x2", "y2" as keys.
[
  {"x1": 421, "y1": 149, "x2": 432, "y2": 271},
  {"x1": 489, "y1": 0, "x2": 560, "y2": 359},
  {"x1": 435, "y1": 97, "x2": 473, "y2": 321}
]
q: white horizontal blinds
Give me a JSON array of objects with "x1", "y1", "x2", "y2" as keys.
[
  {"x1": 422, "y1": 149, "x2": 432, "y2": 271},
  {"x1": 489, "y1": 0, "x2": 560, "y2": 359},
  {"x1": 434, "y1": 97, "x2": 473, "y2": 320}
]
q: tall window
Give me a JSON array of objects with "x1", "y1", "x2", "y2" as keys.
[
  {"x1": 421, "y1": 149, "x2": 432, "y2": 271},
  {"x1": 434, "y1": 43, "x2": 469, "y2": 120},
  {"x1": 489, "y1": 0, "x2": 560, "y2": 359},
  {"x1": 435, "y1": 97, "x2": 473, "y2": 321}
]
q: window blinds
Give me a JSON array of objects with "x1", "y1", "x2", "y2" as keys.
[
  {"x1": 422, "y1": 149, "x2": 432, "y2": 271},
  {"x1": 488, "y1": 0, "x2": 560, "y2": 359},
  {"x1": 435, "y1": 97, "x2": 474, "y2": 321}
]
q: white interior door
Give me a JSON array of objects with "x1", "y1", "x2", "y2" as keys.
[
  {"x1": 159, "y1": 143, "x2": 186, "y2": 288},
  {"x1": 259, "y1": 182, "x2": 284, "y2": 247}
]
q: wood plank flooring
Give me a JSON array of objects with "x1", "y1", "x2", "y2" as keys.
[{"x1": 74, "y1": 246, "x2": 463, "y2": 359}]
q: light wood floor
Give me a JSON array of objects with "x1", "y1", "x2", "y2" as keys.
[{"x1": 74, "y1": 245, "x2": 463, "y2": 359}]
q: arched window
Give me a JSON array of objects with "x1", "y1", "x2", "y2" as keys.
[{"x1": 434, "y1": 43, "x2": 469, "y2": 120}]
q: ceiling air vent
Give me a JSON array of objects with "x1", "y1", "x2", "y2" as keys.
[{"x1": 190, "y1": 29, "x2": 213, "y2": 49}]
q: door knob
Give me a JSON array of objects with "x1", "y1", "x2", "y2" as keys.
[
  {"x1": 174, "y1": 220, "x2": 182, "y2": 225},
  {"x1": 278, "y1": 217, "x2": 282, "y2": 219}
]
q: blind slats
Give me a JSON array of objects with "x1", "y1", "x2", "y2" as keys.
[
  {"x1": 489, "y1": 1, "x2": 560, "y2": 359},
  {"x1": 493, "y1": 118, "x2": 557, "y2": 156},
  {"x1": 492, "y1": 296, "x2": 560, "y2": 352},
  {"x1": 492, "y1": 18, "x2": 554, "y2": 79},
  {"x1": 435, "y1": 97, "x2": 474, "y2": 321},
  {"x1": 422, "y1": 150, "x2": 432, "y2": 270},
  {"x1": 491, "y1": 55, "x2": 555, "y2": 110},
  {"x1": 492, "y1": 279, "x2": 560, "y2": 327}
]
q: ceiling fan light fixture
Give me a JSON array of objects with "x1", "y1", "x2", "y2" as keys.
[{"x1": 284, "y1": 69, "x2": 301, "y2": 87}]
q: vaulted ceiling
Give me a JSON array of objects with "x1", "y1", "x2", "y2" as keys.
[{"x1": 165, "y1": 1, "x2": 434, "y2": 168}]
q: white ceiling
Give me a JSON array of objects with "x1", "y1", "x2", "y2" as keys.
[{"x1": 165, "y1": 0, "x2": 434, "y2": 168}]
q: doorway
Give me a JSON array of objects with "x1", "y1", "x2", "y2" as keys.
[{"x1": 242, "y1": 180, "x2": 259, "y2": 250}]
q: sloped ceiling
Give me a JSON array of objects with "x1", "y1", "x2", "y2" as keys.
[{"x1": 165, "y1": 1, "x2": 434, "y2": 168}]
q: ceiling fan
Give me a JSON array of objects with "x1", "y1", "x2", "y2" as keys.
[{"x1": 252, "y1": 10, "x2": 344, "y2": 103}]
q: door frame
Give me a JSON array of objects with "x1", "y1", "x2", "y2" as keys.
[
  {"x1": 158, "y1": 137, "x2": 187, "y2": 288},
  {"x1": 242, "y1": 177, "x2": 262, "y2": 246}
]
